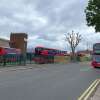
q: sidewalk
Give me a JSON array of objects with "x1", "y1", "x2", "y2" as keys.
[
  {"x1": 0, "y1": 63, "x2": 42, "y2": 72},
  {"x1": 91, "y1": 83, "x2": 100, "y2": 100},
  {"x1": 0, "y1": 61, "x2": 91, "y2": 72}
]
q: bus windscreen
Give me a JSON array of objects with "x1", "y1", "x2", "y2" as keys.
[{"x1": 93, "y1": 55, "x2": 100, "y2": 62}]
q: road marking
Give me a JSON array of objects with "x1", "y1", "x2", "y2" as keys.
[
  {"x1": 0, "y1": 67, "x2": 33, "y2": 72},
  {"x1": 78, "y1": 79, "x2": 100, "y2": 100},
  {"x1": 80, "y1": 67, "x2": 92, "y2": 72}
]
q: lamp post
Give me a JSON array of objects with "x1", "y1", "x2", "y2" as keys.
[{"x1": 23, "y1": 38, "x2": 27, "y2": 65}]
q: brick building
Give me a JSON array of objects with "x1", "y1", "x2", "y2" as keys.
[{"x1": 9, "y1": 33, "x2": 28, "y2": 54}]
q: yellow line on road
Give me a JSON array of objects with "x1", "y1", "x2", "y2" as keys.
[
  {"x1": 78, "y1": 79, "x2": 100, "y2": 100},
  {"x1": 84, "y1": 79, "x2": 100, "y2": 100}
]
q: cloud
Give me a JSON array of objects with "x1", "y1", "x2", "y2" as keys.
[{"x1": 0, "y1": 0, "x2": 99, "y2": 51}]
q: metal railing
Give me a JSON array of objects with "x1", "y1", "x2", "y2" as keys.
[
  {"x1": 0, "y1": 53, "x2": 35, "y2": 66},
  {"x1": 0, "y1": 53, "x2": 91, "y2": 66}
]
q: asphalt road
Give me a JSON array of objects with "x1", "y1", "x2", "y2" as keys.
[{"x1": 0, "y1": 63, "x2": 100, "y2": 100}]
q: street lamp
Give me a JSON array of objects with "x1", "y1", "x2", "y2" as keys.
[{"x1": 23, "y1": 38, "x2": 27, "y2": 65}]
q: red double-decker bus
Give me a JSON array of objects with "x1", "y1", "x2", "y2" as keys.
[
  {"x1": 0, "y1": 47, "x2": 21, "y2": 55},
  {"x1": 34, "y1": 46, "x2": 67, "y2": 56},
  {"x1": 0, "y1": 47, "x2": 21, "y2": 63},
  {"x1": 91, "y1": 43, "x2": 100, "y2": 68},
  {"x1": 33, "y1": 46, "x2": 67, "y2": 64}
]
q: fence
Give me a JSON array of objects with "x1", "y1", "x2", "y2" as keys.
[
  {"x1": 0, "y1": 53, "x2": 35, "y2": 66},
  {"x1": 0, "y1": 53, "x2": 92, "y2": 66},
  {"x1": 0, "y1": 54, "x2": 20, "y2": 66}
]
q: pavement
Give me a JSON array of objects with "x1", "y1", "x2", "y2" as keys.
[
  {"x1": 91, "y1": 83, "x2": 100, "y2": 100},
  {"x1": 0, "y1": 61, "x2": 91, "y2": 72},
  {"x1": 0, "y1": 61, "x2": 74, "y2": 72},
  {"x1": 0, "y1": 63, "x2": 43, "y2": 72}
]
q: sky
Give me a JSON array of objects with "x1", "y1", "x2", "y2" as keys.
[{"x1": 0, "y1": 0, "x2": 100, "y2": 51}]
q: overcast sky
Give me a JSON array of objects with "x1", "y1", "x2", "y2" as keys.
[{"x1": 0, "y1": 0, "x2": 100, "y2": 51}]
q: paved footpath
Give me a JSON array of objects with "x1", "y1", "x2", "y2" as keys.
[
  {"x1": 0, "y1": 61, "x2": 91, "y2": 72},
  {"x1": 91, "y1": 83, "x2": 100, "y2": 100},
  {"x1": 0, "y1": 64, "x2": 43, "y2": 72}
]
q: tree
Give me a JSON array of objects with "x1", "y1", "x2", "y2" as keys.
[
  {"x1": 65, "y1": 31, "x2": 81, "y2": 61},
  {"x1": 85, "y1": 0, "x2": 100, "y2": 32}
]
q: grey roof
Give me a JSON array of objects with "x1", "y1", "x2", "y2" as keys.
[{"x1": 0, "y1": 38, "x2": 9, "y2": 42}]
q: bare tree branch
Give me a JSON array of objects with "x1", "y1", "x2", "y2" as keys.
[{"x1": 65, "y1": 31, "x2": 82, "y2": 61}]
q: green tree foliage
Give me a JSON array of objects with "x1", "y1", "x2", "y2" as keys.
[{"x1": 85, "y1": 0, "x2": 100, "y2": 32}]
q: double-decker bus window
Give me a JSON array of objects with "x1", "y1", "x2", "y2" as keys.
[
  {"x1": 93, "y1": 43, "x2": 100, "y2": 50},
  {"x1": 94, "y1": 55, "x2": 100, "y2": 62}
]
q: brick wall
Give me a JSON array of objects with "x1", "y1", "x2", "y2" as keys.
[{"x1": 10, "y1": 33, "x2": 28, "y2": 54}]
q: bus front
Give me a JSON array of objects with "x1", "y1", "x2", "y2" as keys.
[{"x1": 92, "y1": 43, "x2": 100, "y2": 68}]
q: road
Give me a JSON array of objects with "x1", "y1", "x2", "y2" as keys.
[{"x1": 0, "y1": 63, "x2": 99, "y2": 100}]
